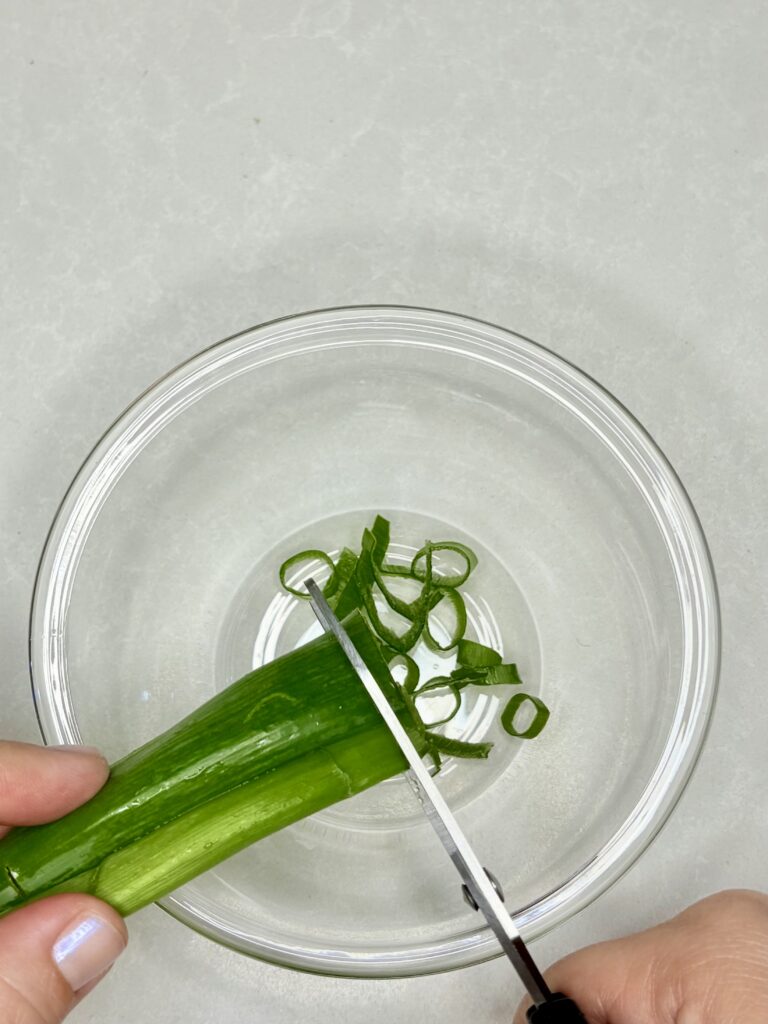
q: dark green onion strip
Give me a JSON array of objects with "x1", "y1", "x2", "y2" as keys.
[
  {"x1": 425, "y1": 732, "x2": 493, "y2": 760},
  {"x1": 485, "y1": 663, "x2": 523, "y2": 686},
  {"x1": 456, "y1": 638, "x2": 501, "y2": 668},
  {"x1": 330, "y1": 547, "x2": 363, "y2": 618},
  {"x1": 279, "y1": 515, "x2": 551, "y2": 761},
  {"x1": 367, "y1": 515, "x2": 390, "y2": 566},
  {"x1": 500, "y1": 693, "x2": 550, "y2": 739}
]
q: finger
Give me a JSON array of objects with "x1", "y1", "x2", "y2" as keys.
[
  {"x1": 0, "y1": 742, "x2": 109, "y2": 832},
  {"x1": 0, "y1": 893, "x2": 127, "y2": 1024},
  {"x1": 512, "y1": 931, "x2": 662, "y2": 1024}
]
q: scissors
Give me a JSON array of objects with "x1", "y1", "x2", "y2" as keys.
[{"x1": 305, "y1": 579, "x2": 586, "y2": 1023}]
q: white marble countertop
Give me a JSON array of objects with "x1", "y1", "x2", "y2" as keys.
[{"x1": 2, "y1": 2, "x2": 767, "y2": 1020}]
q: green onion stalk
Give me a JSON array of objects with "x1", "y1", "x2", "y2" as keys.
[
  {"x1": 0, "y1": 515, "x2": 549, "y2": 919},
  {"x1": 0, "y1": 614, "x2": 413, "y2": 917}
]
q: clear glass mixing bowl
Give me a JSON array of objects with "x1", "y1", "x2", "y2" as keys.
[{"x1": 30, "y1": 306, "x2": 719, "y2": 977}]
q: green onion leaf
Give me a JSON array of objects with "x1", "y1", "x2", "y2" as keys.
[
  {"x1": 413, "y1": 675, "x2": 454, "y2": 696},
  {"x1": 328, "y1": 548, "x2": 363, "y2": 617},
  {"x1": 425, "y1": 733, "x2": 493, "y2": 760},
  {"x1": 485, "y1": 663, "x2": 523, "y2": 686},
  {"x1": 428, "y1": 747, "x2": 443, "y2": 772},
  {"x1": 368, "y1": 515, "x2": 391, "y2": 566},
  {"x1": 449, "y1": 666, "x2": 488, "y2": 683},
  {"x1": 456, "y1": 638, "x2": 502, "y2": 668}
]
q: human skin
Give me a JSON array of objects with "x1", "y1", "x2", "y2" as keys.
[
  {"x1": 0, "y1": 741, "x2": 128, "y2": 1024},
  {"x1": 514, "y1": 890, "x2": 768, "y2": 1024}
]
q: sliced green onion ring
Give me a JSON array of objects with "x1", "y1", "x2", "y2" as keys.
[
  {"x1": 277, "y1": 515, "x2": 550, "y2": 765},
  {"x1": 360, "y1": 587, "x2": 425, "y2": 653},
  {"x1": 411, "y1": 541, "x2": 477, "y2": 588},
  {"x1": 370, "y1": 560, "x2": 423, "y2": 619},
  {"x1": 386, "y1": 653, "x2": 421, "y2": 694},
  {"x1": 424, "y1": 588, "x2": 467, "y2": 652},
  {"x1": 500, "y1": 693, "x2": 550, "y2": 739},
  {"x1": 419, "y1": 684, "x2": 463, "y2": 728},
  {"x1": 279, "y1": 550, "x2": 338, "y2": 599}
]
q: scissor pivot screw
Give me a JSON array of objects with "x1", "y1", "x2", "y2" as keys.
[{"x1": 462, "y1": 868, "x2": 504, "y2": 911}]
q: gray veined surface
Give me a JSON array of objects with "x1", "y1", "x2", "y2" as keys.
[{"x1": 1, "y1": 0, "x2": 766, "y2": 1020}]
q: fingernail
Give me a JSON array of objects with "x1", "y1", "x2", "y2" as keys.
[
  {"x1": 48, "y1": 744, "x2": 104, "y2": 757},
  {"x1": 53, "y1": 916, "x2": 126, "y2": 991}
]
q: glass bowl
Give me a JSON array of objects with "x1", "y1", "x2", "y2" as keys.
[{"x1": 30, "y1": 306, "x2": 719, "y2": 977}]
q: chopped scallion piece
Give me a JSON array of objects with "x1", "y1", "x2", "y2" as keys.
[
  {"x1": 456, "y1": 638, "x2": 502, "y2": 668},
  {"x1": 500, "y1": 693, "x2": 551, "y2": 739},
  {"x1": 279, "y1": 549, "x2": 338, "y2": 598},
  {"x1": 277, "y1": 516, "x2": 551, "y2": 758}
]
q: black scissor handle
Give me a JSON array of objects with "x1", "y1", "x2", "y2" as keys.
[{"x1": 526, "y1": 992, "x2": 588, "y2": 1022}]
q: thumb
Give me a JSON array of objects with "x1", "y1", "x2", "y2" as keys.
[{"x1": 0, "y1": 893, "x2": 127, "y2": 1023}]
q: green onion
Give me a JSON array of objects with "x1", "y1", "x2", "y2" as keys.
[
  {"x1": 328, "y1": 547, "x2": 362, "y2": 617},
  {"x1": 279, "y1": 549, "x2": 338, "y2": 598},
  {"x1": 500, "y1": 693, "x2": 551, "y2": 739},
  {"x1": 386, "y1": 652, "x2": 421, "y2": 694},
  {"x1": 418, "y1": 682, "x2": 463, "y2": 728},
  {"x1": 485, "y1": 663, "x2": 523, "y2": 686},
  {"x1": 42, "y1": 727, "x2": 406, "y2": 916},
  {"x1": 0, "y1": 515, "x2": 552, "y2": 920},
  {"x1": 424, "y1": 733, "x2": 493, "y2": 760},
  {"x1": 411, "y1": 541, "x2": 477, "y2": 588},
  {"x1": 424, "y1": 588, "x2": 467, "y2": 653},
  {"x1": 0, "y1": 612, "x2": 416, "y2": 918},
  {"x1": 456, "y1": 638, "x2": 502, "y2": 668},
  {"x1": 279, "y1": 515, "x2": 552, "y2": 763},
  {"x1": 412, "y1": 674, "x2": 455, "y2": 696}
]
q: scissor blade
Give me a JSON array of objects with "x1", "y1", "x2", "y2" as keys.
[{"x1": 305, "y1": 578, "x2": 550, "y2": 1006}]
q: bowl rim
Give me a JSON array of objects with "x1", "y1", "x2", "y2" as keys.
[{"x1": 29, "y1": 304, "x2": 721, "y2": 978}]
